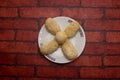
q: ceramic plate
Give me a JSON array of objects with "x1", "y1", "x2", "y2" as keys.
[{"x1": 38, "y1": 16, "x2": 86, "y2": 64}]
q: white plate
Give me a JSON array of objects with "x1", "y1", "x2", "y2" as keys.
[{"x1": 38, "y1": 16, "x2": 86, "y2": 64}]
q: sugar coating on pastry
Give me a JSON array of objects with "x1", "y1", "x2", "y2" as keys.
[
  {"x1": 64, "y1": 21, "x2": 80, "y2": 38},
  {"x1": 45, "y1": 18, "x2": 61, "y2": 35},
  {"x1": 55, "y1": 31, "x2": 67, "y2": 44},
  {"x1": 62, "y1": 40, "x2": 78, "y2": 60},
  {"x1": 40, "y1": 40, "x2": 59, "y2": 55}
]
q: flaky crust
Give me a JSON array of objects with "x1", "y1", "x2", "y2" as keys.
[
  {"x1": 64, "y1": 21, "x2": 80, "y2": 38},
  {"x1": 62, "y1": 40, "x2": 78, "y2": 60},
  {"x1": 45, "y1": 18, "x2": 61, "y2": 35},
  {"x1": 40, "y1": 40, "x2": 59, "y2": 55}
]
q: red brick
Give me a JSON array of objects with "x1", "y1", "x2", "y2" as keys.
[
  {"x1": 81, "y1": 0, "x2": 120, "y2": 7},
  {"x1": 86, "y1": 32, "x2": 104, "y2": 42},
  {"x1": 0, "y1": 42, "x2": 38, "y2": 54},
  {"x1": 104, "y1": 56, "x2": 120, "y2": 66},
  {"x1": 17, "y1": 55, "x2": 54, "y2": 65},
  {"x1": 0, "y1": 66, "x2": 34, "y2": 76},
  {"x1": 39, "y1": 0, "x2": 80, "y2": 6},
  {"x1": 80, "y1": 68, "x2": 120, "y2": 78},
  {"x1": 67, "y1": 56, "x2": 101, "y2": 66},
  {"x1": 0, "y1": 0, "x2": 37, "y2": 7},
  {"x1": 106, "y1": 9, "x2": 120, "y2": 18},
  {"x1": 83, "y1": 44, "x2": 105, "y2": 54},
  {"x1": 106, "y1": 32, "x2": 120, "y2": 43},
  {"x1": 37, "y1": 67, "x2": 78, "y2": 78},
  {"x1": 0, "y1": 30, "x2": 15, "y2": 40},
  {"x1": 0, "y1": 77, "x2": 15, "y2": 80},
  {"x1": 19, "y1": 78, "x2": 55, "y2": 80},
  {"x1": 62, "y1": 8, "x2": 103, "y2": 19},
  {"x1": 0, "y1": 20, "x2": 38, "y2": 30},
  {"x1": 84, "y1": 20, "x2": 120, "y2": 30},
  {"x1": 20, "y1": 8, "x2": 60, "y2": 18},
  {"x1": 16, "y1": 30, "x2": 38, "y2": 41},
  {"x1": 0, "y1": 8, "x2": 18, "y2": 17},
  {"x1": 0, "y1": 54, "x2": 15, "y2": 64},
  {"x1": 105, "y1": 44, "x2": 120, "y2": 54}
]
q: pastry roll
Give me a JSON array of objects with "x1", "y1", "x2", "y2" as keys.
[
  {"x1": 40, "y1": 40, "x2": 59, "y2": 55},
  {"x1": 55, "y1": 31, "x2": 67, "y2": 44},
  {"x1": 64, "y1": 21, "x2": 80, "y2": 38},
  {"x1": 62, "y1": 40, "x2": 78, "y2": 60},
  {"x1": 45, "y1": 18, "x2": 61, "y2": 35}
]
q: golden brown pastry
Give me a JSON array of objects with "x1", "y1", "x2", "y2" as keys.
[
  {"x1": 55, "y1": 31, "x2": 67, "y2": 44},
  {"x1": 64, "y1": 21, "x2": 80, "y2": 38},
  {"x1": 40, "y1": 40, "x2": 59, "y2": 55},
  {"x1": 62, "y1": 40, "x2": 78, "y2": 60},
  {"x1": 45, "y1": 18, "x2": 61, "y2": 35}
]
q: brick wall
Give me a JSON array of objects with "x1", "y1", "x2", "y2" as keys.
[{"x1": 0, "y1": 0, "x2": 120, "y2": 79}]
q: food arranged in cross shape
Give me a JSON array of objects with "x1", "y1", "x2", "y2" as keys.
[{"x1": 40, "y1": 18, "x2": 80, "y2": 60}]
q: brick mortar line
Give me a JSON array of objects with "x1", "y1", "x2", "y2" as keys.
[
  {"x1": 37, "y1": 0, "x2": 40, "y2": 6},
  {"x1": 0, "y1": 41, "x2": 120, "y2": 45},
  {"x1": 84, "y1": 53, "x2": 120, "y2": 56},
  {"x1": 0, "y1": 64, "x2": 102, "y2": 68},
  {"x1": 0, "y1": 63, "x2": 102, "y2": 67},
  {"x1": 0, "y1": 64, "x2": 120, "y2": 69},
  {"x1": 36, "y1": 18, "x2": 41, "y2": 31},
  {"x1": 83, "y1": 53, "x2": 120, "y2": 56},
  {"x1": 0, "y1": 52, "x2": 39, "y2": 55},
  {"x1": 17, "y1": 8, "x2": 20, "y2": 18},
  {"x1": 0, "y1": 40, "x2": 120, "y2": 44},
  {"x1": 77, "y1": 67, "x2": 81, "y2": 78},
  {"x1": 103, "y1": 54, "x2": 120, "y2": 56},
  {"x1": 101, "y1": 54, "x2": 105, "y2": 68},
  {"x1": 0, "y1": 28, "x2": 38, "y2": 31},
  {"x1": 0, "y1": 28, "x2": 120, "y2": 32},
  {"x1": 0, "y1": 17, "x2": 120, "y2": 20},
  {"x1": 14, "y1": 54, "x2": 18, "y2": 66},
  {"x1": 0, "y1": 52, "x2": 104, "y2": 56},
  {"x1": 85, "y1": 30, "x2": 120, "y2": 32},
  {"x1": 86, "y1": 42, "x2": 120, "y2": 44},
  {"x1": 101, "y1": 8, "x2": 106, "y2": 20},
  {"x1": 85, "y1": 31, "x2": 120, "y2": 33},
  {"x1": 0, "y1": 17, "x2": 38, "y2": 20},
  {"x1": 81, "y1": 19, "x2": 85, "y2": 28},
  {"x1": 103, "y1": 31, "x2": 106, "y2": 43},
  {"x1": 0, "y1": 40, "x2": 38, "y2": 43},
  {"x1": 0, "y1": 52, "x2": 38, "y2": 55},
  {"x1": 0, "y1": 76, "x2": 19, "y2": 78},
  {"x1": 82, "y1": 54, "x2": 103, "y2": 56},
  {"x1": 12, "y1": 76, "x2": 80, "y2": 79},
  {"x1": 14, "y1": 30, "x2": 17, "y2": 41},
  {"x1": 34, "y1": 66, "x2": 37, "y2": 77},
  {"x1": 0, "y1": 6, "x2": 120, "y2": 9},
  {"x1": 80, "y1": 0, "x2": 82, "y2": 6},
  {"x1": 16, "y1": 76, "x2": 58, "y2": 80},
  {"x1": 1, "y1": 28, "x2": 120, "y2": 31},
  {"x1": 1, "y1": 75, "x2": 120, "y2": 80},
  {"x1": 43, "y1": 75, "x2": 80, "y2": 79},
  {"x1": 59, "y1": 7, "x2": 62, "y2": 16},
  {"x1": 1, "y1": 52, "x2": 120, "y2": 56}
]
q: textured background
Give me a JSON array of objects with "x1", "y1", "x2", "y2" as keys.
[{"x1": 0, "y1": 0, "x2": 120, "y2": 79}]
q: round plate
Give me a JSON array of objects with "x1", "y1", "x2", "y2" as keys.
[{"x1": 38, "y1": 16, "x2": 86, "y2": 64}]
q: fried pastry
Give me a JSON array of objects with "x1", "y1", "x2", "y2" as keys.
[
  {"x1": 62, "y1": 40, "x2": 78, "y2": 60},
  {"x1": 64, "y1": 21, "x2": 80, "y2": 38},
  {"x1": 45, "y1": 18, "x2": 61, "y2": 35},
  {"x1": 55, "y1": 31, "x2": 67, "y2": 44},
  {"x1": 40, "y1": 40, "x2": 59, "y2": 55}
]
